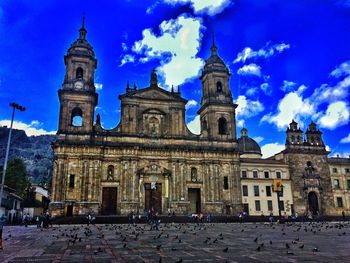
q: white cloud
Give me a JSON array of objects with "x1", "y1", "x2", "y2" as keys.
[
  {"x1": 261, "y1": 142, "x2": 285, "y2": 159},
  {"x1": 185, "y1": 99, "x2": 198, "y2": 110},
  {"x1": 237, "y1": 119, "x2": 245, "y2": 128},
  {"x1": 121, "y1": 43, "x2": 128, "y2": 51},
  {"x1": 260, "y1": 82, "x2": 270, "y2": 95},
  {"x1": 236, "y1": 95, "x2": 264, "y2": 118},
  {"x1": 261, "y1": 90, "x2": 315, "y2": 130},
  {"x1": 253, "y1": 136, "x2": 264, "y2": 143},
  {"x1": 318, "y1": 101, "x2": 350, "y2": 130},
  {"x1": 280, "y1": 80, "x2": 297, "y2": 92},
  {"x1": 234, "y1": 42, "x2": 290, "y2": 63},
  {"x1": 95, "y1": 83, "x2": 103, "y2": 90},
  {"x1": 330, "y1": 60, "x2": 350, "y2": 77},
  {"x1": 245, "y1": 87, "x2": 258, "y2": 96},
  {"x1": 119, "y1": 54, "x2": 135, "y2": 67},
  {"x1": 340, "y1": 133, "x2": 350, "y2": 143},
  {"x1": 0, "y1": 120, "x2": 56, "y2": 136},
  {"x1": 311, "y1": 76, "x2": 350, "y2": 106},
  {"x1": 187, "y1": 115, "x2": 200, "y2": 134},
  {"x1": 164, "y1": 0, "x2": 233, "y2": 16},
  {"x1": 125, "y1": 15, "x2": 204, "y2": 88},
  {"x1": 237, "y1": 63, "x2": 261, "y2": 77},
  {"x1": 146, "y1": 1, "x2": 160, "y2": 14},
  {"x1": 326, "y1": 145, "x2": 331, "y2": 152}
]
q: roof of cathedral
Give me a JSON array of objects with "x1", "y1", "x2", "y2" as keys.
[
  {"x1": 201, "y1": 33, "x2": 230, "y2": 77},
  {"x1": 119, "y1": 70, "x2": 187, "y2": 103},
  {"x1": 237, "y1": 128, "x2": 262, "y2": 155},
  {"x1": 66, "y1": 17, "x2": 95, "y2": 58}
]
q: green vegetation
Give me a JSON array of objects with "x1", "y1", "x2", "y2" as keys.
[{"x1": 4, "y1": 157, "x2": 30, "y2": 197}]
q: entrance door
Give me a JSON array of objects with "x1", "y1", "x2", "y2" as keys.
[
  {"x1": 308, "y1": 191, "x2": 319, "y2": 215},
  {"x1": 188, "y1": 188, "x2": 201, "y2": 213},
  {"x1": 66, "y1": 205, "x2": 73, "y2": 217},
  {"x1": 101, "y1": 187, "x2": 117, "y2": 215},
  {"x1": 144, "y1": 183, "x2": 162, "y2": 214}
]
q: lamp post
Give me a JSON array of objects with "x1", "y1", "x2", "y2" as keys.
[
  {"x1": 0, "y1": 103, "x2": 26, "y2": 210},
  {"x1": 273, "y1": 179, "x2": 283, "y2": 218}
]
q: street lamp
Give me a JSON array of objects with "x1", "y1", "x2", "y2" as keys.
[
  {"x1": 0, "y1": 103, "x2": 26, "y2": 210},
  {"x1": 272, "y1": 180, "x2": 283, "y2": 218}
]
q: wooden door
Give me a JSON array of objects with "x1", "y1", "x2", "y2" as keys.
[
  {"x1": 188, "y1": 188, "x2": 201, "y2": 213},
  {"x1": 101, "y1": 187, "x2": 117, "y2": 215},
  {"x1": 144, "y1": 183, "x2": 162, "y2": 214}
]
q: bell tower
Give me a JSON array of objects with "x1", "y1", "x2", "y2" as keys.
[
  {"x1": 197, "y1": 34, "x2": 237, "y2": 141},
  {"x1": 57, "y1": 17, "x2": 98, "y2": 134}
]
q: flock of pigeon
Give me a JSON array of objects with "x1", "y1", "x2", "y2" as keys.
[{"x1": 4, "y1": 220, "x2": 350, "y2": 262}]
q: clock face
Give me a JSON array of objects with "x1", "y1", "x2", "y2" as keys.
[{"x1": 74, "y1": 80, "x2": 84, "y2": 90}]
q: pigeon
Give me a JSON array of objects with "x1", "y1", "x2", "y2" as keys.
[
  {"x1": 286, "y1": 243, "x2": 290, "y2": 249},
  {"x1": 287, "y1": 251, "x2": 294, "y2": 255},
  {"x1": 256, "y1": 246, "x2": 261, "y2": 251},
  {"x1": 176, "y1": 259, "x2": 183, "y2": 263},
  {"x1": 254, "y1": 237, "x2": 258, "y2": 242},
  {"x1": 156, "y1": 244, "x2": 162, "y2": 250},
  {"x1": 223, "y1": 247, "x2": 229, "y2": 252},
  {"x1": 313, "y1": 247, "x2": 318, "y2": 252}
]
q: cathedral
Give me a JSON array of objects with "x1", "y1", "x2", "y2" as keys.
[{"x1": 49, "y1": 20, "x2": 349, "y2": 218}]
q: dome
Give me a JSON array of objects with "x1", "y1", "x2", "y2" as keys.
[
  {"x1": 237, "y1": 128, "x2": 262, "y2": 156},
  {"x1": 201, "y1": 34, "x2": 230, "y2": 77},
  {"x1": 66, "y1": 18, "x2": 95, "y2": 58}
]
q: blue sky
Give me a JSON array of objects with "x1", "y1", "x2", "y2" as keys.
[{"x1": 0, "y1": 0, "x2": 350, "y2": 158}]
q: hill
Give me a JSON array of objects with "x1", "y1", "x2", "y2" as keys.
[{"x1": 0, "y1": 126, "x2": 56, "y2": 186}]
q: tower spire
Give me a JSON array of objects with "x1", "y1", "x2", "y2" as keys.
[
  {"x1": 210, "y1": 32, "x2": 217, "y2": 55},
  {"x1": 79, "y1": 15, "x2": 87, "y2": 40}
]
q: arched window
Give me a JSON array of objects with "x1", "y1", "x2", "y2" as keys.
[
  {"x1": 191, "y1": 167, "x2": 197, "y2": 182},
  {"x1": 71, "y1": 107, "x2": 83, "y2": 127},
  {"x1": 291, "y1": 135, "x2": 295, "y2": 144},
  {"x1": 76, "y1": 67, "x2": 84, "y2": 79},
  {"x1": 216, "y1": 81, "x2": 223, "y2": 92},
  {"x1": 218, "y1": 117, "x2": 227, "y2": 135},
  {"x1": 107, "y1": 165, "x2": 114, "y2": 180}
]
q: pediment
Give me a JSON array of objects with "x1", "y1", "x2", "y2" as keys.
[
  {"x1": 135, "y1": 87, "x2": 178, "y2": 101},
  {"x1": 121, "y1": 86, "x2": 186, "y2": 103}
]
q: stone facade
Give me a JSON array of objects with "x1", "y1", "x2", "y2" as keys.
[{"x1": 49, "y1": 21, "x2": 347, "y2": 218}]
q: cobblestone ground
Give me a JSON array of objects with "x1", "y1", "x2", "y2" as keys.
[{"x1": 1, "y1": 221, "x2": 349, "y2": 262}]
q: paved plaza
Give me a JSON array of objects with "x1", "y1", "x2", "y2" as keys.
[{"x1": 0, "y1": 221, "x2": 349, "y2": 262}]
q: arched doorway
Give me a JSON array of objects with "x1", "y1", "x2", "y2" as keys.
[{"x1": 308, "y1": 192, "x2": 319, "y2": 215}]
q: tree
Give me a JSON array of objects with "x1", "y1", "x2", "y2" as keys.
[{"x1": 4, "y1": 157, "x2": 30, "y2": 197}]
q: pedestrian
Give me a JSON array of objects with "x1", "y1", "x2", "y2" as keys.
[
  {"x1": 43, "y1": 211, "x2": 50, "y2": 228},
  {"x1": 36, "y1": 214, "x2": 42, "y2": 228},
  {"x1": 0, "y1": 214, "x2": 6, "y2": 249},
  {"x1": 269, "y1": 212, "x2": 274, "y2": 224},
  {"x1": 238, "y1": 212, "x2": 243, "y2": 223},
  {"x1": 342, "y1": 210, "x2": 345, "y2": 221},
  {"x1": 153, "y1": 212, "x2": 160, "y2": 231},
  {"x1": 199, "y1": 212, "x2": 204, "y2": 223},
  {"x1": 128, "y1": 211, "x2": 134, "y2": 225},
  {"x1": 87, "y1": 213, "x2": 92, "y2": 226},
  {"x1": 23, "y1": 213, "x2": 29, "y2": 227}
]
